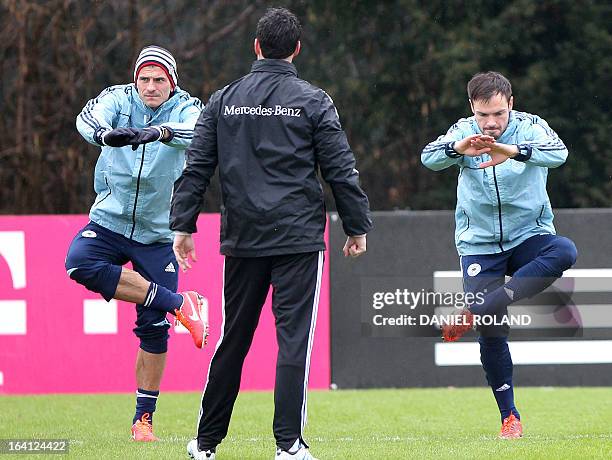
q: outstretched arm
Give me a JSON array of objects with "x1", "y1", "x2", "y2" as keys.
[
  {"x1": 159, "y1": 97, "x2": 203, "y2": 150},
  {"x1": 515, "y1": 117, "x2": 568, "y2": 168},
  {"x1": 76, "y1": 86, "x2": 122, "y2": 145},
  {"x1": 420, "y1": 124, "x2": 481, "y2": 171},
  {"x1": 468, "y1": 117, "x2": 568, "y2": 169}
]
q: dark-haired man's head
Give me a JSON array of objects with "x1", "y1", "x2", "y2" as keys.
[
  {"x1": 255, "y1": 8, "x2": 301, "y2": 61},
  {"x1": 468, "y1": 71, "x2": 514, "y2": 139}
]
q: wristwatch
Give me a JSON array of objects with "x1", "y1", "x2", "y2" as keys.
[{"x1": 160, "y1": 126, "x2": 169, "y2": 141}]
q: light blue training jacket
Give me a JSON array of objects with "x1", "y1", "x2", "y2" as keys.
[
  {"x1": 421, "y1": 110, "x2": 568, "y2": 256},
  {"x1": 76, "y1": 84, "x2": 202, "y2": 244}
]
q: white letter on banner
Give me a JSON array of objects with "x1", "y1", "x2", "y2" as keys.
[{"x1": 0, "y1": 231, "x2": 27, "y2": 335}]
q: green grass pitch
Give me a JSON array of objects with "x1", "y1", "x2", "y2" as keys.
[{"x1": 2, "y1": 388, "x2": 612, "y2": 459}]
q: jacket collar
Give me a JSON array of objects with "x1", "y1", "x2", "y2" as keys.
[
  {"x1": 131, "y1": 84, "x2": 183, "y2": 122},
  {"x1": 251, "y1": 59, "x2": 298, "y2": 76},
  {"x1": 469, "y1": 110, "x2": 519, "y2": 143},
  {"x1": 497, "y1": 110, "x2": 519, "y2": 143}
]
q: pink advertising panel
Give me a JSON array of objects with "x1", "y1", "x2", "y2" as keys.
[{"x1": 0, "y1": 215, "x2": 330, "y2": 394}]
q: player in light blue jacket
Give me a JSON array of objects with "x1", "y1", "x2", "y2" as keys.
[
  {"x1": 66, "y1": 46, "x2": 208, "y2": 442},
  {"x1": 76, "y1": 60, "x2": 202, "y2": 244},
  {"x1": 422, "y1": 71, "x2": 577, "y2": 439}
]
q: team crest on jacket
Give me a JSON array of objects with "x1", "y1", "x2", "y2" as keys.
[
  {"x1": 82, "y1": 230, "x2": 97, "y2": 238},
  {"x1": 467, "y1": 263, "x2": 481, "y2": 277}
]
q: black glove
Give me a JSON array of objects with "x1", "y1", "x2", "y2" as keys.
[
  {"x1": 129, "y1": 127, "x2": 164, "y2": 150},
  {"x1": 96, "y1": 126, "x2": 164, "y2": 150},
  {"x1": 100, "y1": 128, "x2": 140, "y2": 147}
]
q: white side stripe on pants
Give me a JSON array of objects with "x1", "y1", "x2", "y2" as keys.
[
  {"x1": 196, "y1": 258, "x2": 227, "y2": 434},
  {"x1": 300, "y1": 250, "x2": 324, "y2": 432}
]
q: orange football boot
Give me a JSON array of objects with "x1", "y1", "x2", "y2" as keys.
[
  {"x1": 175, "y1": 291, "x2": 209, "y2": 349},
  {"x1": 499, "y1": 413, "x2": 523, "y2": 439},
  {"x1": 131, "y1": 413, "x2": 159, "y2": 442},
  {"x1": 441, "y1": 309, "x2": 474, "y2": 342}
]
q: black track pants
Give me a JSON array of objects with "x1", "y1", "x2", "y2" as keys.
[{"x1": 197, "y1": 251, "x2": 324, "y2": 451}]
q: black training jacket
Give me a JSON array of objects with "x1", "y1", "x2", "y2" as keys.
[{"x1": 170, "y1": 59, "x2": 373, "y2": 257}]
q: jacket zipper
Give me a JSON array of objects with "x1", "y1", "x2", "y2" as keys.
[
  {"x1": 492, "y1": 166, "x2": 504, "y2": 251},
  {"x1": 130, "y1": 144, "x2": 146, "y2": 239}
]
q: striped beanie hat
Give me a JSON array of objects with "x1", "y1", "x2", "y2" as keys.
[{"x1": 134, "y1": 45, "x2": 178, "y2": 89}]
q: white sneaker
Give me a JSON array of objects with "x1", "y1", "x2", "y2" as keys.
[
  {"x1": 187, "y1": 438, "x2": 215, "y2": 459},
  {"x1": 275, "y1": 444, "x2": 318, "y2": 460}
]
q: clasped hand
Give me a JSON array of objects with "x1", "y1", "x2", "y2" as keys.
[
  {"x1": 454, "y1": 134, "x2": 518, "y2": 168},
  {"x1": 103, "y1": 127, "x2": 163, "y2": 150}
]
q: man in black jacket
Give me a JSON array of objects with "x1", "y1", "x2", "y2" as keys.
[{"x1": 171, "y1": 8, "x2": 372, "y2": 460}]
